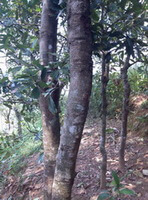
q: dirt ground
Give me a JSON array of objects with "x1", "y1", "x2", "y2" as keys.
[
  {"x1": 0, "y1": 117, "x2": 148, "y2": 200},
  {"x1": 0, "y1": 95, "x2": 148, "y2": 200}
]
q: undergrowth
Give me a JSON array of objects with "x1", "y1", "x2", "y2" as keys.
[{"x1": 0, "y1": 134, "x2": 42, "y2": 188}]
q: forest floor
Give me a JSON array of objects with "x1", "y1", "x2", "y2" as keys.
[{"x1": 0, "y1": 95, "x2": 148, "y2": 200}]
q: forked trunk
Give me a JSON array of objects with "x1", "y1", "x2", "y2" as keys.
[
  {"x1": 119, "y1": 55, "x2": 131, "y2": 171},
  {"x1": 100, "y1": 53, "x2": 109, "y2": 189},
  {"x1": 51, "y1": 0, "x2": 93, "y2": 199},
  {"x1": 39, "y1": 93, "x2": 60, "y2": 199},
  {"x1": 39, "y1": 0, "x2": 60, "y2": 199}
]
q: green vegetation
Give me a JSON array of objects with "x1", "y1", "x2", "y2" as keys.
[
  {"x1": 141, "y1": 100, "x2": 148, "y2": 109},
  {"x1": 97, "y1": 171, "x2": 135, "y2": 200},
  {"x1": 129, "y1": 66, "x2": 148, "y2": 94},
  {"x1": 0, "y1": 0, "x2": 147, "y2": 198},
  {"x1": 90, "y1": 66, "x2": 147, "y2": 118},
  {"x1": 0, "y1": 133, "x2": 42, "y2": 175}
]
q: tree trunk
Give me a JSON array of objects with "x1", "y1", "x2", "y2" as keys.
[
  {"x1": 51, "y1": 0, "x2": 93, "y2": 199},
  {"x1": 119, "y1": 55, "x2": 131, "y2": 171},
  {"x1": 100, "y1": 53, "x2": 109, "y2": 189},
  {"x1": 40, "y1": 0, "x2": 58, "y2": 66},
  {"x1": 39, "y1": 1, "x2": 60, "y2": 199},
  {"x1": 14, "y1": 107, "x2": 22, "y2": 137}
]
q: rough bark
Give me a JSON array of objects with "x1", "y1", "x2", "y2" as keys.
[
  {"x1": 40, "y1": 0, "x2": 58, "y2": 65},
  {"x1": 51, "y1": 0, "x2": 93, "y2": 199},
  {"x1": 39, "y1": 1, "x2": 60, "y2": 199},
  {"x1": 100, "y1": 53, "x2": 109, "y2": 189},
  {"x1": 40, "y1": 93, "x2": 60, "y2": 200},
  {"x1": 119, "y1": 55, "x2": 131, "y2": 171}
]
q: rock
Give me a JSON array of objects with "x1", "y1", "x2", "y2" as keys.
[
  {"x1": 142, "y1": 169, "x2": 148, "y2": 176},
  {"x1": 136, "y1": 181, "x2": 142, "y2": 185},
  {"x1": 90, "y1": 196, "x2": 99, "y2": 200},
  {"x1": 137, "y1": 193, "x2": 142, "y2": 197}
]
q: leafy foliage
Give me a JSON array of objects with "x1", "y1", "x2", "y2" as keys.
[
  {"x1": 0, "y1": 0, "x2": 147, "y2": 197},
  {"x1": 0, "y1": 133, "x2": 42, "y2": 177},
  {"x1": 0, "y1": 0, "x2": 69, "y2": 119},
  {"x1": 141, "y1": 100, "x2": 148, "y2": 109},
  {"x1": 89, "y1": 66, "x2": 147, "y2": 118},
  {"x1": 0, "y1": 1, "x2": 69, "y2": 190},
  {"x1": 129, "y1": 66, "x2": 148, "y2": 94},
  {"x1": 97, "y1": 171, "x2": 136, "y2": 200},
  {"x1": 89, "y1": 0, "x2": 147, "y2": 120}
]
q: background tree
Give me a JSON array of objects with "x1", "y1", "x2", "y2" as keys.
[
  {"x1": 119, "y1": 54, "x2": 131, "y2": 170},
  {"x1": 100, "y1": 53, "x2": 110, "y2": 188},
  {"x1": 91, "y1": 0, "x2": 147, "y2": 183}
]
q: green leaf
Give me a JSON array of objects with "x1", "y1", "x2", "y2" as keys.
[
  {"x1": 31, "y1": 87, "x2": 40, "y2": 99},
  {"x1": 52, "y1": 70, "x2": 59, "y2": 80},
  {"x1": 8, "y1": 67, "x2": 21, "y2": 74},
  {"x1": 0, "y1": 45, "x2": 5, "y2": 49},
  {"x1": 41, "y1": 68, "x2": 47, "y2": 80},
  {"x1": 109, "y1": 31, "x2": 123, "y2": 38},
  {"x1": 35, "y1": 7, "x2": 41, "y2": 12},
  {"x1": 31, "y1": 38, "x2": 38, "y2": 50},
  {"x1": 109, "y1": 3, "x2": 117, "y2": 12},
  {"x1": 37, "y1": 81, "x2": 49, "y2": 88},
  {"x1": 48, "y1": 95, "x2": 57, "y2": 114},
  {"x1": 16, "y1": 74, "x2": 30, "y2": 79},
  {"x1": 22, "y1": 0, "x2": 27, "y2": 4},
  {"x1": 31, "y1": 0, "x2": 39, "y2": 6},
  {"x1": 120, "y1": 188, "x2": 135, "y2": 195},
  {"x1": 97, "y1": 191, "x2": 111, "y2": 200},
  {"x1": 24, "y1": 117, "x2": 31, "y2": 122},
  {"x1": 3, "y1": 103, "x2": 12, "y2": 109},
  {"x1": 120, "y1": 0, "x2": 127, "y2": 9},
  {"x1": 0, "y1": 77, "x2": 8, "y2": 84},
  {"x1": 111, "y1": 171, "x2": 120, "y2": 188},
  {"x1": 91, "y1": 10, "x2": 99, "y2": 22},
  {"x1": 109, "y1": 197, "x2": 114, "y2": 200}
]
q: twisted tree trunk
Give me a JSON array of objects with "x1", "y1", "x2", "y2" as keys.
[
  {"x1": 51, "y1": 0, "x2": 93, "y2": 199},
  {"x1": 39, "y1": 1, "x2": 60, "y2": 199},
  {"x1": 100, "y1": 53, "x2": 109, "y2": 189},
  {"x1": 119, "y1": 55, "x2": 131, "y2": 171}
]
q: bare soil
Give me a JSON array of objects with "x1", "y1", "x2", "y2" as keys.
[{"x1": 0, "y1": 95, "x2": 148, "y2": 200}]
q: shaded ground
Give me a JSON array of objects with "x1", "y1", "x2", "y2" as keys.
[
  {"x1": 0, "y1": 95, "x2": 148, "y2": 200},
  {"x1": 72, "y1": 119, "x2": 148, "y2": 200}
]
